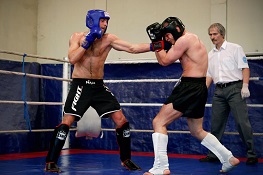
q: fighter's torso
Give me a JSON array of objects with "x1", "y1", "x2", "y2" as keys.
[
  {"x1": 179, "y1": 32, "x2": 208, "y2": 78},
  {"x1": 72, "y1": 33, "x2": 112, "y2": 79}
]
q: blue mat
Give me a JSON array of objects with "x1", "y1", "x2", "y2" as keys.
[{"x1": 0, "y1": 151, "x2": 262, "y2": 175}]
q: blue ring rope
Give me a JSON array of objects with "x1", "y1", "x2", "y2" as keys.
[{"x1": 22, "y1": 53, "x2": 31, "y2": 131}]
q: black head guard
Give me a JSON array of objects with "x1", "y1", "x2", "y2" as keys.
[{"x1": 162, "y1": 17, "x2": 185, "y2": 41}]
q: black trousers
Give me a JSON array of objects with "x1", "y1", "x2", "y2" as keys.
[{"x1": 207, "y1": 81, "x2": 257, "y2": 158}]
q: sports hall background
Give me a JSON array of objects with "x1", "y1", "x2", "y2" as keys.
[
  {"x1": 0, "y1": 0, "x2": 263, "y2": 159},
  {"x1": 0, "y1": 59, "x2": 263, "y2": 158}
]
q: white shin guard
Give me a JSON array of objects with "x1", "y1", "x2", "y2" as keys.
[
  {"x1": 201, "y1": 133, "x2": 233, "y2": 163},
  {"x1": 149, "y1": 133, "x2": 169, "y2": 174}
]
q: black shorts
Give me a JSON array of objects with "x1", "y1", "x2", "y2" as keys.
[
  {"x1": 164, "y1": 77, "x2": 207, "y2": 118},
  {"x1": 64, "y1": 79, "x2": 121, "y2": 120}
]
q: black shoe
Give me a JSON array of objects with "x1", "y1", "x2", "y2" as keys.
[
  {"x1": 121, "y1": 159, "x2": 142, "y2": 171},
  {"x1": 246, "y1": 157, "x2": 258, "y2": 165},
  {"x1": 199, "y1": 156, "x2": 220, "y2": 162},
  {"x1": 45, "y1": 162, "x2": 61, "y2": 173}
]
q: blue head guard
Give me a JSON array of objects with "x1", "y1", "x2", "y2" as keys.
[{"x1": 86, "y1": 9, "x2": 110, "y2": 32}]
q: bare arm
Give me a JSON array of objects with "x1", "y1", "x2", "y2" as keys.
[
  {"x1": 110, "y1": 34, "x2": 151, "y2": 54},
  {"x1": 155, "y1": 37, "x2": 187, "y2": 66},
  {"x1": 68, "y1": 32, "x2": 86, "y2": 65},
  {"x1": 206, "y1": 76, "x2": 213, "y2": 88},
  {"x1": 241, "y1": 68, "x2": 250, "y2": 98},
  {"x1": 242, "y1": 68, "x2": 250, "y2": 84}
]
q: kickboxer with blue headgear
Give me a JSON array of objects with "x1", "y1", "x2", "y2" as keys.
[
  {"x1": 45, "y1": 8, "x2": 152, "y2": 173},
  {"x1": 81, "y1": 9, "x2": 110, "y2": 49},
  {"x1": 86, "y1": 9, "x2": 110, "y2": 35}
]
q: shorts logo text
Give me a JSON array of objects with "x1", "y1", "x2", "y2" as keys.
[
  {"x1": 71, "y1": 86, "x2": 83, "y2": 111},
  {"x1": 86, "y1": 80, "x2": 95, "y2": 85}
]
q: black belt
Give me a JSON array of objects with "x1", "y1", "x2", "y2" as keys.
[{"x1": 216, "y1": 80, "x2": 242, "y2": 88}]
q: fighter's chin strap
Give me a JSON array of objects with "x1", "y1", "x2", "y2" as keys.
[
  {"x1": 46, "y1": 124, "x2": 70, "y2": 164},
  {"x1": 116, "y1": 122, "x2": 131, "y2": 161}
]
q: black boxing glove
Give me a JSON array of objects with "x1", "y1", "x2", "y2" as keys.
[
  {"x1": 146, "y1": 22, "x2": 163, "y2": 42},
  {"x1": 164, "y1": 40, "x2": 172, "y2": 52},
  {"x1": 146, "y1": 22, "x2": 164, "y2": 52}
]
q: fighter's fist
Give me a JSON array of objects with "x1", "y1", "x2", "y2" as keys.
[
  {"x1": 90, "y1": 27, "x2": 102, "y2": 39},
  {"x1": 146, "y1": 22, "x2": 163, "y2": 42},
  {"x1": 81, "y1": 27, "x2": 102, "y2": 49},
  {"x1": 146, "y1": 22, "x2": 164, "y2": 52}
]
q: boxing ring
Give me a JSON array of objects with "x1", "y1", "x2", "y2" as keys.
[{"x1": 0, "y1": 50, "x2": 263, "y2": 174}]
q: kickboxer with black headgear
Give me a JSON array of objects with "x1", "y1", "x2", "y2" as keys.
[
  {"x1": 162, "y1": 17, "x2": 185, "y2": 42},
  {"x1": 144, "y1": 17, "x2": 240, "y2": 175},
  {"x1": 45, "y1": 9, "x2": 152, "y2": 173},
  {"x1": 146, "y1": 16, "x2": 185, "y2": 52},
  {"x1": 146, "y1": 19, "x2": 176, "y2": 52}
]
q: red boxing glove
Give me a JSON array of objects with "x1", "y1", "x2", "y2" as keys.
[{"x1": 150, "y1": 40, "x2": 164, "y2": 52}]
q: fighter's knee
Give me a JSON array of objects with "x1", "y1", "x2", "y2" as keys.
[
  {"x1": 152, "y1": 117, "x2": 160, "y2": 129},
  {"x1": 111, "y1": 113, "x2": 128, "y2": 127},
  {"x1": 57, "y1": 123, "x2": 70, "y2": 128},
  {"x1": 116, "y1": 118, "x2": 128, "y2": 128},
  {"x1": 62, "y1": 115, "x2": 75, "y2": 126}
]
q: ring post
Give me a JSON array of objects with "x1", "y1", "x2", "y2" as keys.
[{"x1": 62, "y1": 57, "x2": 70, "y2": 149}]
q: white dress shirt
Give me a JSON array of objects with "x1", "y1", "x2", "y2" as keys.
[{"x1": 207, "y1": 41, "x2": 249, "y2": 84}]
